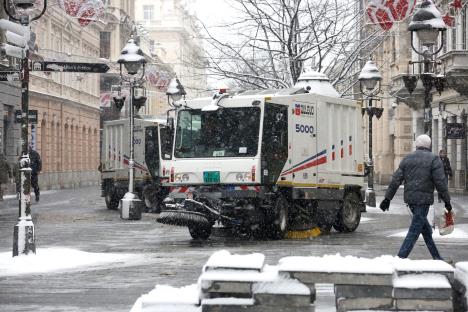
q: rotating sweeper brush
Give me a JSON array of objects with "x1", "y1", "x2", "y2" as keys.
[
  {"x1": 156, "y1": 198, "x2": 220, "y2": 228},
  {"x1": 156, "y1": 210, "x2": 211, "y2": 228}
]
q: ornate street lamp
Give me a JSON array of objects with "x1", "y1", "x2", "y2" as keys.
[
  {"x1": 403, "y1": 0, "x2": 447, "y2": 137},
  {"x1": 166, "y1": 78, "x2": 186, "y2": 105},
  {"x1": 3, "y1": 0, "x2": 47, "y2": 257},
  {"x1": 117, "y1": 38, "x2": 147, "y2": 220},
  {"x1": 358, "y1": 60, "x2": 382, "y2": 208}
]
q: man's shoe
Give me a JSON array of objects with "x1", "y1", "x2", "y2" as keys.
[{"x1": 35, "y1": 194, "x2": 39, "y2": 202}]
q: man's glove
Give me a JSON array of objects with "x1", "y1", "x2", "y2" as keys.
[
  {"x1": 445, "y1": 201, "x2": 452, "y2": 212},
  {"x1": 380, "y1": 198, "x2": 390, "y2": 212}
]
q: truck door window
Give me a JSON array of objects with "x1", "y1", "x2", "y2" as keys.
[
  {"x1": 145, "y1": 126, "x2": 160, "y2": 178},
  {"x1": 261, "y1": 103, "x2": 288, "y2": 184},
  {"x1": 160, "y1": 126, "x2": 173, "y2": 160}
]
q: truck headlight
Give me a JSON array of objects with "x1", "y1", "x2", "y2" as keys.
[
  {"x1": 236, "y1": 172, "x2": 251, "y2": 182},
  {"x1": 175, "y1": 173, "x2": 189, "y2": 182}
]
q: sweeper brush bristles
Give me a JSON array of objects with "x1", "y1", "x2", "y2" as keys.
[
  {"x1": 156, "y1": 210, "x2": 210, "y2": 228},
  {"x1": 286, "y1": 227, "x2": 321, "y2": 239}
]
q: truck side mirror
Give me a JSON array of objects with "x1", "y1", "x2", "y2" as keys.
[{"x1": 167, "y1": 117, "x2": 174, "y2": 133}]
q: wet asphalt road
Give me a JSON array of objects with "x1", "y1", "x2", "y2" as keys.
[{"x1": 0, "y1": 186, "x2": 467, "y2": 311}]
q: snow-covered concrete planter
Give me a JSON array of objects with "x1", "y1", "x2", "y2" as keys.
[{"x1": 131, "y1": 250, "x2": 464, "y2": 312}]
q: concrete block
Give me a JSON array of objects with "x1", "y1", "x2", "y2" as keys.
[
  {"x1": 336, "y1": 297, "x2": 394, "y2": 312},
  {"x1": 254, "y1": 293, "x2": 310, "y2": 307},
  {"x1": 393, "y1": 273, "x2": 452, "y2": 300},
  {"x1": 395, "y1": 299, "x2": 453, "y2": 311},
  {"x1": 334, "y1": 284, "x2": 393, "y2": 298},
  {"x1": 291, "y1": 271, "x2": 393, "y2": 286},
  {"x1": 202, "y1": 281, "x2": 252, "y2": 297},
  {"x1": 393, "y1": 287, "x2": 452, "y2": 300}
]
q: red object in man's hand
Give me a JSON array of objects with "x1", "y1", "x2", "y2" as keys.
[{"x1": 439, "y1": 210, "x2": 455, "y2": 236}]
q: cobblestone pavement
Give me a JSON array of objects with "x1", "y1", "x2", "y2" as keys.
[{"x1": 0, "y1": 187, "x2": 467, "y2": 311}]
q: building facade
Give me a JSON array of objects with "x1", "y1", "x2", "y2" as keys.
[
  {"x1": 29, "y1": 5, "x2": 104, "y2": 189},
  {"x1": 366, "y1": 1, "x2": 468, "y2": 190},
  {"x1": 135, "y1": 0, "x2": 207, "y2": 101},
  {"x1": 0, "y1": 5, "x2": 21, "y2": 170}
]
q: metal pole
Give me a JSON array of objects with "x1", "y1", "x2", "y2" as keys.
[
  {"x1": 366, "y1": 97, "x2": 376, "y2": 207},
  {"x1": 129, "y1": 81, "x2": 134, "y2": 194},
  {"x1": 13, "y1": 16, "x2": 34, "y2": 257}
]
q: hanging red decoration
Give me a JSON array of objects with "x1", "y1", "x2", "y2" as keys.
[
  {"x1": 443, "y1": 13, "x2": 456, "y2": 27},
  {"x1": 366, "y1": 0, "x2": 417, "y2": 31},
  {"x1": 450, "y1": 0, "x2": 464, "y2": 11},
  {"x1": 58, "y1": 0, "x2": 104, "y2": 27}
]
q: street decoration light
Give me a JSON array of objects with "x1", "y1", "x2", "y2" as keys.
[
  {"x1": 117, "y1": 38, "x2": 147, "y2": 220},
  {"x1": 358, "y1": 60, "x2": 382, "y2": 208},
  {"x1": 403, "y1": 0, "x2": 447, "y2": 137},
  {"x1": 2, "y1": 0, "x2": 47, "y2": 257}
]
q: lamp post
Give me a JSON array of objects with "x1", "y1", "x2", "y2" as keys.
[
  {"x1": 3, "y1": 0, "x2": 47, "y2": 257},
  {"x1": 403, "y1": 0, "x2": 446, "y2": 138},
  {"x1": 358, "y1": 60, "x2": 382, "y2": 208},
  {"x1": 117, "y1": 38, "x2": 147, "y2": 220}
]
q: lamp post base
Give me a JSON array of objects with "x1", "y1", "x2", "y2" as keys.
[
  {"x1": 366, "y1": 188, "x2": 376, "y2": 207},
  {"x1": 120, "y1": 192, "x2": 142, "y2": 220},
  {"x1": 13, "y1": 219, "x2": 36, "y2": 256}
]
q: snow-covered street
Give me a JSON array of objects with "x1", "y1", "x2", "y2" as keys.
[{"x1": 0, "y1": 186, "x2": 467, "y2": 311}]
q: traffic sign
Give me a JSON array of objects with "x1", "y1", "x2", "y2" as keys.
[
  {"x1": 31, "y1": 61, "x2": 110, "y2": 73},
  {"x1": 6, "y1": 30, "x2": 27, "y2": 48},
  {"x1": 0, "y1": 19, "x2": 28, "y2": 37},
  {"x1": 0, "y1": 43, "x2": 26, "y2": 59},
  {"x1": 0, "y1": 71, "x2": 20, "y2": 82},
  {"x1": 15, "y1": 110, "x2": 38, "y2": 124}
]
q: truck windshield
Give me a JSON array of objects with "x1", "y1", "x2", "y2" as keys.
[{"x1": 175, "y1": 107, "x2": 261, "y2": 158}]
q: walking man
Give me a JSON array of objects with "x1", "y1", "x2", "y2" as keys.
[
  {"x1": 0, "y1": 155, "x2": 11, "y2": 200},
  {"x1": 29, "y1": 146, "x2": 42, "y2": 202},
  {"x1": 379, "y1": 134, "x2": 452, "y2": 260},
  {"x1": 438, "y1": 149, "x2": 452, "y2": 202}
]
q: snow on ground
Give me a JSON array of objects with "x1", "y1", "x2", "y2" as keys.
[
  {"x1": 389, "y1": 223, "x2": 468, "y2": 240},
  {"x1": 0, "y1": 248, "x2": 137, "y2": 276}
]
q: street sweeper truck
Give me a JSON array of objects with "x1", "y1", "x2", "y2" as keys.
[
  {"x1": 100, "y1": 117, "x2": 172, "y2": 212},
  {"x1": 157, "y1": 77, "x2": 366, "y2": 240}
]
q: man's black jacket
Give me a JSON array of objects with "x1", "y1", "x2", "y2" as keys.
[{"x1": 385, "y1": 148, "x2": 450, "y2": 205}]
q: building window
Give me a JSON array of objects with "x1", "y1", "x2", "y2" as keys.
[
  {"x1": 143, "y1": 5, "x2": 154, "y2": 21},
  {"x1": 100, "y1": 32, "x2": 111, "y2": 59}
]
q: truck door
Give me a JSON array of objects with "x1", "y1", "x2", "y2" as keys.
[
  {"x1": 291, "y1": 101, "x2": 318, "y2": 186},
  {"x1": 261, "y1": 103, "x2": 288, "y2": 184},
  {"x1": 145, "y1": 126, "x2": 160, "y2": 179}
]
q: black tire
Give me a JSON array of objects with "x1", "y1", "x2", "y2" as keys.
[
  {"x1": 105, "y1": 190, "x2": 119, "y2": 210},
  {"x1": 188, "y1": 224, "x2": 212, "y2": 240},
  {"x1": 333, "y1": 192, "x2": 361, "y2": 232},
  {"x1": 266, "y1": 195, "x2": 289, "y2": 240}
]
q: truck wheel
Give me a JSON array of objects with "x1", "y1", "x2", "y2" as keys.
[
  {"x1": 333, "y1": 192, "x2": 361, "y2": 232},
  {"x1": 188, "y1": 224, "x2": 212, "y2": 240},
  {"x1": 105, "y1": 190, "x2": 119, "y2": 210},
  {"x1": 267, "y1": 195, "x2": 289, "y2": 240}
]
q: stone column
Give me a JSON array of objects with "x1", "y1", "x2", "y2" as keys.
[{"x1": 412, "y1": 109, "x2": 425, "y2": 148}]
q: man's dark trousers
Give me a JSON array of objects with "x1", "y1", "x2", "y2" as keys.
[
  {"x1": 31, "y1": 173, "x2": 40, "y2": 201},
  {"x1": 398, "y1": 204, "x2": 442, "y2": 260}
]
